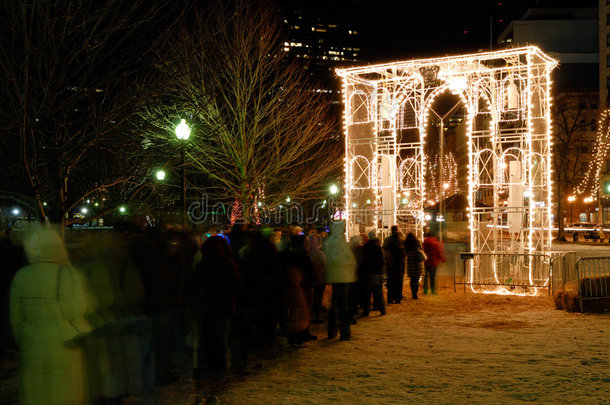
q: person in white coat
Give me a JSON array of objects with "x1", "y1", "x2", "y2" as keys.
[
  {"x1": 324, "y1": 221, "x2": 357, "y2": 340},
  {"x1": 10, "y1": 227, "x2": 91, "y2": 405}
]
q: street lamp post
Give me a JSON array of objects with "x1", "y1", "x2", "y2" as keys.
[
  {"x1": 175, "y1": 119, "x2": 191, "y2": 227},
  {"x1": 155, "y1": 169, "x2": 166, "y2": 226},
  {"x1": 329, "y1": 184, "x2": 339, "y2": 223}
]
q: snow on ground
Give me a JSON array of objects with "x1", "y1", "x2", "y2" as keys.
[
  {"x1": 151, "y1": 278, "x2": 610, "y2": 405},
  {"x1": 3, "y1": 274, "x2": 609, "y2": 404}
]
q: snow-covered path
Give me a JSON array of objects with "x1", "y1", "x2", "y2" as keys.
[{"x1": 153, "y1": 285, "x2": 610, "y2": 405}]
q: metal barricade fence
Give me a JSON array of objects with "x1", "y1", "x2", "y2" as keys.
[
  {"x1": 576, "y1": 257, "x2": 610, "y2": 312},
  {"x1": 455, "y1": 252, "x2": 551, "y2": 294},
  {"x1": 550, "y1": 251, "x2": 581, "y2": 295}
]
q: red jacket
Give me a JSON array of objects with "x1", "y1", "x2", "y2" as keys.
[{"x1": 423, "y1": 236, "x2": 446, "y2": 267}]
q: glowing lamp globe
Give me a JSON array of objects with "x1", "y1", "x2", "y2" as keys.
[
  {"x1": 119, "y1": 206, "x2": 126, "y2": 214},
  {"x1": 156, "y1": 170, "x2": 166, "y2": 181},
  {"x1": 330, "y1": 184, "x2": 339, "y2": 195},
  {"x1": 175, "y1": 119, "x2": 191, "y2": 140}
]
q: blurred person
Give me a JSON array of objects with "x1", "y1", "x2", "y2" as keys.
[
  {"x1": 317, "y1": 226, "x2": 329, "y2": 252},
  {"x1": 79, "y1": 231, "x2": 150, "y2": 402},
  {"x1": 228, "y1": 223, "x2": 248, "y2": 265},
  {"x1": 423, "y1": 230, "x2": 446, "y2": 295},
  {"x1": 281, "y1": 234, "x2": 316, "y2": 346},
  {"x1": 240, "y1": 228, "x2": 282, "y2": 348},
  {"x1": 383, "y1": 225, "x2": 406, "y2": 304},
  {"x1": 308, "y1": 233, "x2": 326, "y2": 324},
  {"x1": 10, "y1": 227, "x2": 92, "y2": 405},
  {"x1": 191, "y1": 236, "x2": 242, "y2": 374},
  {"x1": 231, "y1": 230, "x2": 266, "y2": 370},
  {"x1": 361, "y1": 230, "x2": 386, "y2": 316},
  {"x1": 404, "y1": 233, "x2": 425, "y2": 300},
  {"x1": 325, "y1": 221, "x2": 357, "y2": 341},
  {"x1": 348, "y1": 235, "x2": 364, "y2": 322}
]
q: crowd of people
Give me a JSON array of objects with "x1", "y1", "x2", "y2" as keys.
[{"x1": 0, "y1": 221, "x2": 445, "y2": 404}]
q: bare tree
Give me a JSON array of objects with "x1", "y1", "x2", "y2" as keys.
[
  {"x1": 552, "y1": 92, "x2": 597, "y2": 240},
  {"x1": 0, "y1": 0, "x2": 174, "y2": 229},
  {"x1": 141, "y1": 0, "x2": 341, "y2": 220}
]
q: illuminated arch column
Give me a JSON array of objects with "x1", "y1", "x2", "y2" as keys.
[{"x1": 338, "y1": 48, "x2": 556, "y2": 295}]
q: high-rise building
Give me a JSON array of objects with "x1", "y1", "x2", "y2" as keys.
[
  {"x1": 275, "y1": 0, "x2": 363, "y2": 94},
  {"x1": 599, "y1": 0, "x2": 610, "y2": 106},
  {"x1": 497, "y1": 1, "x2": 609, "y2": 224},
  {"x1": 497, "y1": 4, "x2": 598, "y2": 91}
]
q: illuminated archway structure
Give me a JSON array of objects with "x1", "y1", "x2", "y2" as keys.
[{"x1": 337, "y1": 46, "x2": 558, "y2": 295}]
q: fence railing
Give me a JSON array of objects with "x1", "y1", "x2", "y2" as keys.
[
  {"x1": 576, "y1": 257, "x2": 610, "y2": 312},
  {"x1": 550, "y1": 251, "x2": 581, "y2": 295},
  {"x1": 455, "y1": 252, "x2": 551, "y2": 294}
]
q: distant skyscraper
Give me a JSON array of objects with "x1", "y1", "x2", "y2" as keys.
[
  {"x1": 599, "y1": 0, "x2": 610, "y2": 106},
  {"x1": 274, "y1": 0, "x2": 363, "y2": 93},
  {"x1": 497, "y1": 4, "x2": 598, "y2": 91}
]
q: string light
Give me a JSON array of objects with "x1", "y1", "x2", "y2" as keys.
[{"x1": 575, "y1": 109, "x2": 610, "y2": 199}]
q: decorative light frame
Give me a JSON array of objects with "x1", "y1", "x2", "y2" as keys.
[{"x1": 338, "y1": 46, "x2": 557, "y2": 294}]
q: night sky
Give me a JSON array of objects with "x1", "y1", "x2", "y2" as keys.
[{"x1": 360, "y1": 0, "x2": 558, "y2": 63}]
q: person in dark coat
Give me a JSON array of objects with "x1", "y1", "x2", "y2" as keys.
[
  {"x1": 192, "y1": 236, "x2": 242, "y2": 373},
  {"x1": 237, "y1": 229, "x2": 281, "y2": 351},
  {"x1": 404, "y1": 233, "x2": 425, "y2": 300},
  {"x1": 281, "y1": 234, "x2": 316, "y2": 346},
  {"x1": 308, "y1": 233, "x2": 326, "y2": 324},
  {"x1": 383, "y1": 225, "x2": 406, "y2": 304},
  {"x1": 361, "y1": 231, "x2": 386, "y2": 316}
]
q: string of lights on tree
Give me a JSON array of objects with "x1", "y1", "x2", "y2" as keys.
[
  {"x1": 425, "y1": 152, "x2": 459, "y2": 205},
  {"x1": 574, "y1": 109, "x2": 610, "y2": 201}
]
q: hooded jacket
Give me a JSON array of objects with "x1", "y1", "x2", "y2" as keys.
[
  {"x1": 10, "y1": 227, "x2": 91, "y2": 405},
  {"x1": 324, "y1": 221, "x2": 357, "y2": 284}
]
